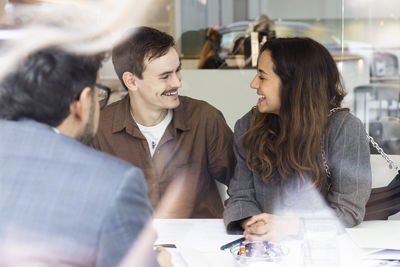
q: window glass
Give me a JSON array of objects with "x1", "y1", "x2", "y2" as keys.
[
  {"x1": 102, "y1": 0, "x2": 400, "y2": 155},
  {"x1": 175, "y1": 0, "x2": 400, "y2": 154}
]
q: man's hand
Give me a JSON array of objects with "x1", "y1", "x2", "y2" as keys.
[{"x1": 156, "y1": 247, "x2": 173, "y2": 267}]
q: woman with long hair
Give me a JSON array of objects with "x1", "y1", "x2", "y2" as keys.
[{"x1": 223, "y1": 37, "x2": 371, "y2": 241}]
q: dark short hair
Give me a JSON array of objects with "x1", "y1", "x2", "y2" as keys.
[
  {"x1": 112, "y1": 26, "x2": 175, "y2": 89},
  {"x1": 0, "y1": 48, "x2": 103, "y2": 127}
]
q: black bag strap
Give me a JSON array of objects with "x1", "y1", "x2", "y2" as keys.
[
  {"x1": 364, "y1": 135, "x2": 400, "y2": 220},
  {"x1": 364, "y1": 171, "x2": 400, "y2": 220}
]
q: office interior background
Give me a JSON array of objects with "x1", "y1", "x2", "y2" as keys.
[
  {"x1": 0, "y1": 2, "x2": 399, "y2": 265},
  {"x1": 1, "y1": 0, "x2": 399, "y2": 155},
  {"x1": 96, "y1": 0, "x2": 400, "y2": 156}
]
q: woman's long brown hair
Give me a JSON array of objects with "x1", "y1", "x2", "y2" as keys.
[{"x1": 242, "y1": 37, "x2": 346, "y2": 190}]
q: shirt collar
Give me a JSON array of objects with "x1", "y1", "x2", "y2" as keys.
[
  {"x1": 170, "y1": 97, "x2": 190, "y2": 132},
  {"x1": 53, "y1": 127, "x2": 60, "y2": 134},
  {"x1": 111, "y1": 94, "x2": 190, "y2": 136}
]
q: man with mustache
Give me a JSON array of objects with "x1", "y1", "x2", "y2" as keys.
[{"x1": 93, "y1": 26, "x2": 235, "y2": 218}]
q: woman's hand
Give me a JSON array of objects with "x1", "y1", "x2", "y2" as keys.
[{"x1": 242, "y1": 213, "x2": 300, "y2": 242}]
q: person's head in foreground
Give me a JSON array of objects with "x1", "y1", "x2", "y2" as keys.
[
  {"x1": 0, "y1": 48, "x2": 108, "y2": 144},
  {"x1": 0, "y1": 48, "x2": 171, "y2": 267}
]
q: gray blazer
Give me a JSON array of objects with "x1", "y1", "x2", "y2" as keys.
[
  {"x1": 0, "y1": 120, "x2": 153, "y2": 267},
  {"x1": 224, "y1": 110, "x2": 372, "y2": 233}
]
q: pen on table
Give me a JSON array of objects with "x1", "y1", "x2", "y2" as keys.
[
  {"x1": 154, "y1": 244, "x2": 177, "y2": 248},
  {"x1": 220, "y1": 237, "x2": 245, "y2": 250}
]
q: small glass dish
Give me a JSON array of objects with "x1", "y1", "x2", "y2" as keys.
[{"x1": 230, "y1": 240, "x2": 289, "y2": 266}]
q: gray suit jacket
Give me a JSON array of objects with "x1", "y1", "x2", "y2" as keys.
[
  {"x1": 224, "y1": 110, "x2": 372, "y2": 232},
  {"x1": 0, "y1": 120, "x2": 153, "y2": 267}
]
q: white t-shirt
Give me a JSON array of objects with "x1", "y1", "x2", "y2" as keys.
[{"x1": 136, "y1": 109, "x2": 173, "y2": 157}]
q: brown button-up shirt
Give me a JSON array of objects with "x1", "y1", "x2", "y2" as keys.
[{"x1": 92, "y1": 95, "x2": 235, "y2": 218}]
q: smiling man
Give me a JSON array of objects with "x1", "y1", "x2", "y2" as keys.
[{"x1": 92, "y1": 26, "x2": 235, "y2": 218}]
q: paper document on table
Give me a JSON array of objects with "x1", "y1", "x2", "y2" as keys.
[
  {"x1": 364, "y1": 249, "x2": 400, "y2": 260},
  {"x1": 154, "y1": 219, "x2": 193, "y2": 245},
  {"x1": 153, "y1": 219, "x2": 240, "y2": 267},
  {"x1": 346, "y1": 228, "x2": 400, "y2": 250},
  {"x1": 180, "y1": 220, "x2": 243, "y2": 252},
  {"x1": 166, "y1": 248, "x2": 189, "y2": 267},
  {"x1": 362, "y1": 259, "x2": 400, "y2": 267},
  {"x1": 346, "y1": 220, "x2": 400, "y2": 252}
]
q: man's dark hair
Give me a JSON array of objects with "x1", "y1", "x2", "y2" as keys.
[
  {"x1": 112, "y1": 26, "x2": 175, "y2": 89},
  {"x1": 0, "y1": 48, "x2": 103, "y2": 127}
]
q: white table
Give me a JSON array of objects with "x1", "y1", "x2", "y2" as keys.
[
  {"x1": 153, "y1": 219, "x2": 238, "y2": 267},
  {"x1": 153, "y1": 219, "x2": 400, "y2": 267}
]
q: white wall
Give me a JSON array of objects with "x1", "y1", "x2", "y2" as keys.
[
  {"x1": 179, "y1": 69, "x2": 257, "y2": 129},
  {"x1": 178, "y1": 60, "x2": 369, "y2": 130},
  {"x1": 99, "y1": 59, "x2": 370, "y2": 130}
]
